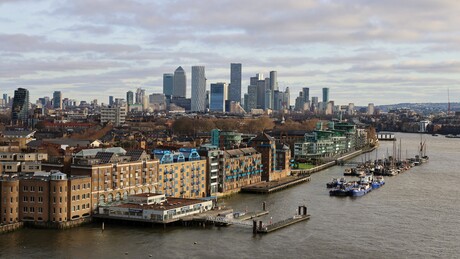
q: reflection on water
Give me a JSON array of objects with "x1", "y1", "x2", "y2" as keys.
[{"x1": 1, "y1": 133, "x2": 459, "y2": 258}]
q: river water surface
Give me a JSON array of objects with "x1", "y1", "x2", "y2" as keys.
[{"x1": 1, "y1": 133, "x2": 459, "y2": 258}]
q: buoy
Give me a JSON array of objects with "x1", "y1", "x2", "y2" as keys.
[
  {"x1": 149, "y1": 255, "x2": 153, "y2": 257},
  {"x1": 194, "y1": 242, "x2": 197, "y2": 245}
]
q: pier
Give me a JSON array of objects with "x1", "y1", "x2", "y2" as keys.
[
  {"x1": 253, "y1": 205, "x2": 310, "y2": 234},
  {"x1": 240, "y1": 175, "x2": 311, "y2": 194}
]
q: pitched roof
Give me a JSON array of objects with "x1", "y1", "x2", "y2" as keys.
[
  {"x1": 94, "y1": 152, "x2": 117, "y2": 164},
  {"x1": 126, "y1": 150, "x2": 148, "y2": 161},
  {"x1": 251, "y1": 132, "x2": 275, "y2": 142}
]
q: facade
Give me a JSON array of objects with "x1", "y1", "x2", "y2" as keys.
[
  {"x1": 219, "y1": 148, "x2": 262, "y2": 195},
  {"x1": 1, "y1": 171, "x2": 92, "y2": 225},
  {"x1": 0, "y1": 152, "x2": 47, "y2": 175},
  {"x1": 251, "y1": 133, "x2": 277, "y2": 181},
  {"x1": 53, "y1": 91, "x2": 62, "y2": 110},
  {"x1": 367, "y1": 103, "x2": 375, "y2": 115},
  {"x1": 11, "y1": 88, "x2": 29, "y2": 126},
  {"x1": 173, "y1": 66, "x2": 186, "y2": 98},
  {"x1": 197, "y1": 145, "x2": 219, "y2": 197},
  {"x1": 210, "y1": 82, "x2": 228, "y2": 112},
  {"x1": 155, "y1": 148, "x2": 207, "y2": 198},
  {"x1": 210, "y1": 129, "x2": 242, "y2": 150},
  {"x1": 149, "y1": 93, "x2": 166, "y2": 111},
  {"x1": 163, "y1": 73, "x2": 174, "y2": 97},
  {"x1": 247, "y1": 85, "x2": 258, "y2": 112},
  {"x1": 100, "y1": 105, "x2": 127, "y2": 127},
  {"x1": 70, "y1": 149, "x2": 158, "y2": 211},
  {"x1": 322, "y1": 87, "x2": 329, "y2": 104},
  {"x1": 191, "y1": 66, "x2": 206, "y2": 112},
  {"x1": 229, "y1": 63, "x2": 242, "y2": 103}
]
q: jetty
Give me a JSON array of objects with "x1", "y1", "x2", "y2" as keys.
[
  {"x1": 240, "y1": 175, "x2": 311, "y2": 194},
  {"x1": 253, "y1": 205, "x2": 310, "y2": 234}
]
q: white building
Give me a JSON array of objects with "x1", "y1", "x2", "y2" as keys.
[
  {"x1": 100, "y1": 105, "x2": 127, "y2": 127},
  {"x1": 103, "y1": 193, "x2": 213, "y2": 223}
]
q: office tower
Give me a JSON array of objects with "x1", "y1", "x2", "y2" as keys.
[
  {"x1": 247, "y1": 85, "x2": 257, "y2": 112},
  {"x1": 205, "y1": 90, "x2": 210, "y2": 110},
  {"x1": 229, "y1": 63, "x2": 242, "y2": 103},
  {"x1": 2, "y1": 94, "x2": 7, "y2": 104},
  {"x1": 126, "y1": 91, "x2": 134, "y2": 105},
  {"x1": 311, "y1": 96, "x2": 319, "y2": 111},
  {"x1": 269, "y1": 71, "x2": 278, "y2": 91},
  {"x1": 322, "y1": 87, "x2": 329, "y2": 103},
  {"x1": 243, "y1": 94, "x2": 249, "y2": 112},
  {"x1": 163, "y1": 73, "x2": 174, "y2": 97},
  {"x1": 135, "y1": 88, "x2": 145, "y2": 104},
  {"x1": 149, "y1": 93, "x2": 166, "y2": 111},
  {"x1": 302, "y1": 87, "x2": 310, "y2": 103},
  {"x1": 191, "y1": 66, "x2": 206, "y2": 112},
  {"x1": 348, "y1": 103, "x2": 355, "y2": 115},
  {"x1": 210, "y1": 82, "x2": 228, "y2": 112},
  {"x1": 367, "y1": 103, "x2": 375, "y2": 115},
  {"x1": 11, "y1": 88, "x2": 29, "y2": 126},
  {"x1": 256, "y1": 79, "x2": 266, "y2": 109},
  {"x1": 53, "y1": 91, "x2": 62, "y2": 109},
  {"x1": 250, "y1": 76, "x2": 258, "y2": 86},
  {"x1": 295, "y1": 92, "x2": 304, "y2": 111},
  {"x1": 109, "y1": 96, "x2": 114, "y2": 106},
  {"x1": 264, "y1": 89, "x2": 272, "y2": 110},
  {"x1": 173, "y1": 66, "x2": 186, "y2": 98}
]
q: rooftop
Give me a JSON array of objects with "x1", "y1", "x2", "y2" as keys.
[{"x1": 115, "y1": 197, "x2": 207, "y2": 211}]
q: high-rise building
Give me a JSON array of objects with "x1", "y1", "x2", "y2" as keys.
[
  {"x1": 302, "y1": 87, "x2": 310, "y2": 103},
  {"x1": 2, "y1": 94, "x2": 7, "y2": 104},
  {"x1": 163, "y1": 73, "x2": 174, "y2": 97},
  {"x1": 11, "y1": 88, "x2": 29, "y2": 126},
  {"x1": 173, "y1": 66, "x2": 186, "y2": 98},
  {"x1": 269, "y1": 71, "x2": 278, "y2": 91},
  {"x1": 53, "y1": 91, "x2": 62, "y2": 109},
  {"x1": 126, "y1": 91, "x2": 134, "y2": 105},
  {"x1": 135, "y1": 88, "x2": 145, "y2": 104},
  {"x1": 367, "y1": 103, "x2": 375, "y2": 115},
  {"x1": 109, "y1": 96, "x2": 114, "y2": 106},
  {"x1": 322, "y1": 87, "x2": 329, "y2": 104},
  {"x1": 210, "y1": 82, "x2": 228, "y2": 112},
  {"x1": 256, "y1": 79, "x2": 266, "y2": 109},
  {"x1": 247, "y1": 85, "x2": 257, "y2": 112},
  {"x1": 229, "y1": 63, "x2": 242, "y2": 103},
  {"x1": 191, "y1": 66, "x2": 206, "y2": 112}
]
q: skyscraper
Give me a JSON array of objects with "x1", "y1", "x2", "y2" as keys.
[
  {"x1": 126, "y1": 91, "x2": 134, "y2": 105},
  {"x1": 229, "y1": 63, "x2": 242, "y2": 103},
  {"x1": 163, "y1": 73, "x2": 174, "y2": 97},
  {"x1": 11, "y1": 88, "x2": 29, "y2": 126},
  {"x1": 269, "y1": 71, "x2": 278, "y2": 91},
  {"x1": 210, "y1": 82, "x2": 228, "y2": 112},
  {"x1": 109, "y1": 96, "x2": 114, "y2": 106},
  {"x1": 247, "y1": 85, "x2": 257, "y2": 112},
  {"x1": 173, "y1": 66, "x2": 186, "y2": 98},
  {"x1": 302, "y1": 87, "x2": 310, "y2": 103},
  {"x1": 322, "y1": 87, "x2": 329, "y2": 103},
  {"x1": 135, "y1": 88, "x2": 145, "y2": 104},
  {"x1": 53, "y1": 91, "x2": 62, "y2": 109},
  {"x1": 191, "y1": 66, "x2": 206, "y2": 112}
]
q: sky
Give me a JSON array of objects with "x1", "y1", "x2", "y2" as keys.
[{"x1": 1, "y1": 0, "x2": 460, "y2": 106}]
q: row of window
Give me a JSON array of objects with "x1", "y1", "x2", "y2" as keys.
[
  {"x1": 22, "y1": 196, "x2": 44, "y2": 202},
  {"x1": 71, "y1": 193, "x2": 90, "y2": 201},
  {"x1": 71, "y1": 203, "x2": 90, "y2": 212}
]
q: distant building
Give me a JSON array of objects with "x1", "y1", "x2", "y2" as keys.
[
  {"x1": 53, "y1": 91, "x2": 62, "y2": 110},
  {"x1": 367, "y1": 103, "x2": 375, "y2": 115},
  {"x1": 149, "y1": 93, "x2": 166, "y2": 111},
  {"x1": 163, "y1": 73, "x2": 174, "y2": 98},
  {"x1": 229, "y1": 63, "x2": 242, "y2": 103},
  {"x1": 135, "y1": 88, "x2": 145, "y2": 105},
  {"x1": 100, "y1": 105, "x2": 127, "y2": 127},
  {"x1": 108, "y1": 96, "x2": 114, "y2": 106},
  {"x1": 173, "y1": 66, "x2": 186, "y2": 98},
  {"x1": 191, "y1": 66, "x2": 206, "y2": 112},
  {"x1": 210, "y1": 82, "x2": 228, "y2": 112},
  {"x1": 322, "y1": 87, "x2": 329, "y2": 104},
  {"x1": 126, "y1": 91, "x2": 134, "y2": 106},
  {"x1": 11, "y1": 88, "x2": 30, "y2": 126},
  {"x1": 247, "y1": 85, "x2": 257, "y2": 112}
]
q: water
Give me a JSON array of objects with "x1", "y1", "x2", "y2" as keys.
[{"x1": 1, "y1": 133, "x2": 459, "y2": 258}]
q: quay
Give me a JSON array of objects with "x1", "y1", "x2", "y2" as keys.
[
  {"x1": 254, "y1": 205, "x2": 310, "y2": 234},
  {"x1": 240, "y1": 175, "x2": 311, "y2": 194}
]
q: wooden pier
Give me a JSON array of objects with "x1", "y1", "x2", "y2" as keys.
[
  {"x1": 241, "y1": 175, "x2": 311, "y2": 194},
  {"x1": 253, "y1": 205, "x2": 310, "y2": 234}
]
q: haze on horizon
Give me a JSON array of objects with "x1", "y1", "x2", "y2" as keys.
[{"x1": 1, "y1": 0, "x2": 459, "y2": 106}]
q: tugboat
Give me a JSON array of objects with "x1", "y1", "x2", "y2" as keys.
[
  {"x1": 349, "y1": 183, "x2": 372, "y2": 197},
  {"x1": 329, "y1": 183, "x2": 353, "y2": 196}
]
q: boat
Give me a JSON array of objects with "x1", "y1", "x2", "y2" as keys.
[
  {"x1": 349, "y1": 183, "x2": 372, "y2": 197},
  {"x1": 371, "y1": 176, "x2": 385, "y2": 189},
  {"x1": 329, "y1": 184, "x2": 354, "y2": 196},
  {"x1": 326, "y1": 178, "x2": 346, "y2": 188},
  {"x1": 445, "y1": 134, "x2": 460, "y2": 138}
]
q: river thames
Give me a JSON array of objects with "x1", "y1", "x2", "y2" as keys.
[{"x1": 1, "y1": 133, "x2": 459, "y2": 258}]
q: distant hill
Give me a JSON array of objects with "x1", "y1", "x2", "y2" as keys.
[{"x1": 374, "y1": 102, "x2": 460, "y2": 114}]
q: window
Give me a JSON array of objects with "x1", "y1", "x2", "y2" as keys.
[
  {"x1": 30, "y1": 186, "x2": 35, "y2": 192},
  {"x1": 38, "y1": 208, "x2": 43, "y2": 213},
  {"x1": 23, "y1": 197, "x2": 28, "y2": 202},
  {"x1": 30, "y1": 207, "x2": 35, "y2": 212},
  {"x1": 23, "y1": 186, "x2": 28, "y2": 192},
  {"x1": 38, "y1": 197, "x2": 43, "y2": 203},
  {"x1": 38, "y1": 187, "x2": 43, "y2": 192},
  {"x1": 30, "y1": 197, "x2": 35, "y2": 202},
  {"x1": 23, "y1": 207, "x2": 28, "y2": 212}
]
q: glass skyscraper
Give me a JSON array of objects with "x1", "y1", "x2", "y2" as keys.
[
  {"x1": 210, "y1": 83, "x2": 228, "y2": 112},
  {"x1": 229, "y1": 63, "x2": 242, "y2": 103},
  {"x1": 11, "y1": 88, "x2": 29, "y2": 126}
]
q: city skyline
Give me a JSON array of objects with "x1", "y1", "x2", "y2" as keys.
[{"x1": 1, "y1": 1, "x2": 460, "y2": 105}]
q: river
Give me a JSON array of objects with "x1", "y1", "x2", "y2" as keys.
[{"x1": 1, "y1": 133, "x2": 459, "y2": 258}]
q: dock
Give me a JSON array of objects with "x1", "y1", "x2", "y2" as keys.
[
  {"x1": 253, "y1": 205, "x2": 310, "y2": 234},
  {"x1": 235, "y1": 210, "x2": 269, "y2": 221},
  {"x1": 240, "y1": 175, "x2": 311, "y2": 194}
]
